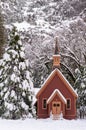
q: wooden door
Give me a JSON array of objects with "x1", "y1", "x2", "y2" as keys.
[{"x1": 52, "y1": 101, "x2": 61, "y2": 115}]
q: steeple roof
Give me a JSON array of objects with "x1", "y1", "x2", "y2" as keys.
[
  {"x1": 53, "y1": 37, "x2": 60, "y2": 69},
  {"x1": 54, "y1": 37, "x2": 59, "y2": 55}
]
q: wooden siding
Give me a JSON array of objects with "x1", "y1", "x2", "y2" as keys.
[{"x1": 36, "y1": 69, "x2": 77, "y2": 119}]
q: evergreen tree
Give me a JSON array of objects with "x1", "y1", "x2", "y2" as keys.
[
  {"x1": 0, "y1": 27, "x2": 35, "y2": 119},
  {"x1": 74, "y1": 66, "x2": 86, "y2": 107}
]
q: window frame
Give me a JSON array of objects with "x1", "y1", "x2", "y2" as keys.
[
  {"x1": 66, "y1": 98, "x2": 71, "y2": 110},
  {"x1": 42, "y1": 98, "x2": 47, "y2": 109}
]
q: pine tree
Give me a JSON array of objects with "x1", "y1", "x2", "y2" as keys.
[
  {"x1": 0, "y1": 27, "x2": 35, "y2": 119},
  {"x1": 74, "y1": 66, "x2": 86, "y2": 107}
]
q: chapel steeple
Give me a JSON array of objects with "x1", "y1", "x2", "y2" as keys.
[
  {"x1": 53, "y1": 37, "x2": 61, "y2": 69},
  {"x1": 54, "y1": 37, "x2": 59, "y2": 54}
]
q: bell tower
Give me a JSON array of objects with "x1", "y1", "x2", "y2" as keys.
[{"x1": 53, "y1": 37, "x2": 61, "y2": 69}]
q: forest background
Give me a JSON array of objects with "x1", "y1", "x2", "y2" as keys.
[{"x1": 0, "y1": 0, "x2": 86, "y2": 108}]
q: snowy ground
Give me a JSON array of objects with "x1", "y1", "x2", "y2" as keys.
[{"x1": 0, "y1": 118, "x2": 86, "y2": 130}]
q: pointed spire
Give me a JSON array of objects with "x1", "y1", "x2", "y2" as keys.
[
  {"x1": 53, "y1": 37, "x2": 61, "y2": 70},
  {"x1": 54, "y1": 37, "x2": 59, "y2": 55}
]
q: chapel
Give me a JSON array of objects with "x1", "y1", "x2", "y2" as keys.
[{"x1": 36, "y1": 38, "x2": 78, "y2": 119}]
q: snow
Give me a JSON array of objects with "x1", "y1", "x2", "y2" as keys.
[
  {"x1": 22, "y1": 80, "x2": 29, "y2": 89},
  {"x1": 11, "y1": 90, "x2": 16, "y2": 98},
  {"x1": 47, "y1": 89, "x2": 67, "y2": 104},
  {"x1": 13, "y1": 21, "x2": 35, "y2": 31},
  {"x1": 81, "y1": 82, "x2": 85, "y2": 88},
  {"x1": 37, "y1": 69, "x2": 58, "y2": 96},
  {"x1": 21, "y1": 101, "x2": 28, "y2": 110},
  {"x1": 11, "y1": 73, "x2": 16, "y2": 81},
  {"x1": 3, "y1": 53, "x2": 11, "y2": 61},
  {"x1": 33, "y1": 88, "x2": 40, "y2": 104},
  {"x1": 0, "y1": 118, "x2": 86, "y2": 130},
  {"x1": 19, "y1": 62, "x2": 26, "y2": 70},
  {"x1": 20, "y1": 51, "x2": 25, "y2": 58},
  {"x1": 25, "y1": 71, "x2": 34, "y2": 89},
  {"x1": 5, "y1": 102, "x2": 14, "y2": 111},
  {"x1": 0, "y1": 81, "x2": 4, "y2": 87},
  {"x1": 62, "y1": 0, "x2": 67, "y2": 3},
  {"x1": 8, "y1": 50, "x2": 18, "y2": 59},
  {"x1": 53, "y1": 54, "x2": 61, "y2": 57},
  {"x1": 34, "y1": 88, "x2": 40, "y2": 95},
  {"x1": 13, "y1": 66, "x2": 18, "y2": 72},
  {"x1": 75, "y1": 68, "x2": 81, "y2": 74}
]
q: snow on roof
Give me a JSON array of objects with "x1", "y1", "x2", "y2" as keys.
[
  {"x1": 56, "y1": 69, "x2": 78, "y2": 97},
  {"x1": 36, "y1": 69, "x2": 78, "y2": 98},
  {"x1": 41, "y1": 69, "x2": 56, "y2": 88},
  {"x1": 36, "y1": 69, "x2": 56, "y2": 97},
  {"x1": 53, "y1": 54, "x2": 60, "y2": 56},
  {"x1": 47, "y1": 89, "x2": 67, "y2": 104}
]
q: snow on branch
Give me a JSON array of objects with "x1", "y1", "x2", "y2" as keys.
[
  {"x1": 61, "y1": 53, "x2": 80, "y2": 66},
  {"x1": 61, "y1": 63, "x2": 76, "y2": 82},
  {"x1": 64, "y1": 45, "x2": 80, "y2": 63}
]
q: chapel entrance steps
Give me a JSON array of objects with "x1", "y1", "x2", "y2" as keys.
[
  {"x1": 51, "y1": 112, "x2": 63, "y2": 120},
  {"x1": 53, "y1": 114, "x2": 60, "y2": 120}
]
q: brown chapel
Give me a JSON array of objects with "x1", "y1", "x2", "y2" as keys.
[{"x1": 36, "y1": 38, "x2": 78, "y2": 119}]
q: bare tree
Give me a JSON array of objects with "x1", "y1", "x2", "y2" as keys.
[{"x1": 0, "y1": 8, "x2": 6, "y2": 58}]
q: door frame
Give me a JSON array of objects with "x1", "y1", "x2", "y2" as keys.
[{"x1": 52, "y1": 101, "x2": 61, "y2": 115}]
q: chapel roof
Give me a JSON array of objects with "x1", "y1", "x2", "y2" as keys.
[
  {"x1": 36, "y1": 69, "x2": 78, "y2": 98},
  {"x1": 47, "y1": 89, "x2": 67, "y2": 104}
]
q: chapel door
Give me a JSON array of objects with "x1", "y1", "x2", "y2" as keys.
[{"x1": 52, "y1": 101, "x2": 61, "y2": 115}]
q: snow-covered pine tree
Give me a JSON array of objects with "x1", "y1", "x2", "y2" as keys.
[
  {"x1": 0, "y1": 27, "x2": 35, "y2": 119},
  {"x1": 74, "y1": 66, "x2": 86, "y2": 107}
]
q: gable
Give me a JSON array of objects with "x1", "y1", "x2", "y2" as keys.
[
  {"x1": 47, "y1": 89, "x2": 67, "y2": 104},
  {"x1": 36, "y1": 69, "x2": 78, "y2": 98}
]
